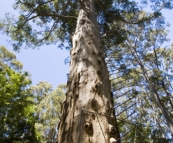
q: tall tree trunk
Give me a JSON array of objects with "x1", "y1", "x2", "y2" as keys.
[{"x1": 57, "y1": 0, "x2": 120, "y2": 143}]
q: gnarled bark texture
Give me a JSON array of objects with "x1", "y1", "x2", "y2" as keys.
[{"x1": 57, "y1": 0, "x2": 120, "y2": 142}]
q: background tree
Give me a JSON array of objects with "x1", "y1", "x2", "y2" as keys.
[
  {"x1": 0, "y1": 46, "x2": 38, "y2": 143},
  {"x1": 108, "y1": 11, "x2": 173, "y2": 140},
  {"x1": 30, "y1": 82, "x2": 65, "y2": 143}
]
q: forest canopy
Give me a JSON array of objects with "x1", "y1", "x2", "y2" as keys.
[
  {"x1": 0, "y1": 46, "x2": 65, "y2": 142},
  {"x1": 0, "y1": 0, "x2": 173, "y2": 142}
]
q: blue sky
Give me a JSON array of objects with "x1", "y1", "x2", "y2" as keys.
[
  {"x1": 0, "y1": 1, "x2": 70, "y2": 89},
  {"x1": 0, "y1": 1, "x2": 173, "y2": 89}
]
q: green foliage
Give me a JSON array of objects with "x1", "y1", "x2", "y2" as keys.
[
  {"x1": 30, "y1": 82, "x2": 65, "y2": 143},
  {"x1": 110, "y1": 10, "x2": 173, "y2": 141},
  {"x1": 0, "y1": 46, "x2": 67, "y2": 142},
  {"x1": 0, "y1": 46, "x2": 65, "y2": 142},
  {"x1": 1, "y1": 0, "x2": 172, "y2": 51},
  {"x1": 1, "y1": 0, "x2": 173, "y2": 141},
  {"x1": 1, "y1": 0, "x2": 79, "y2": 50},
  {"x1": 0, "y1": 46, "x2": 38, "y2": 142}
]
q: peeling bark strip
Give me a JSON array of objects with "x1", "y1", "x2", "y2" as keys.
[{"x1": 57, "y1": 0, "x2": 120, "y2": 142}]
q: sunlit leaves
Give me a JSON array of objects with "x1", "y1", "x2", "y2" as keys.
[
  {"x1": 31, "y1": 82, "x2": 65, "y2": 143},
  {"x1": 0, "y1": 46, "x2": 38, "y2": 142}
]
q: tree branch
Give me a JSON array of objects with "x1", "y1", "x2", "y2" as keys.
[
  {"x1": 95, "y1": 0, "x2": 165, "y2": 24},
  {"x1": 16, "y1": 13, "x2": 77, "y2": 32}
]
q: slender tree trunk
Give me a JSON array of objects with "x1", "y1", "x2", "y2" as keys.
[
  {"x1": 129, "y1": 46, "x2": 173, "y2": 136},
  {"x1": 153, "y1": 91, "x2": 173, "y2": 137},
  {"x1": 143, "y1": 70, "x2": 173, "y2": 137},
  {"x1": 57, "y1": 0, "x2": 120, "y2": 143}
]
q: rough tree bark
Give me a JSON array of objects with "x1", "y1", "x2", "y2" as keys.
[{"x1": 57, "y1": 0, "x2": 120, "y2": 143}]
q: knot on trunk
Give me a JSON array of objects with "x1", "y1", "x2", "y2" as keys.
[
  {"x1": 96, "y1": 83, "x2": 100, "y2": 88},
  {"x1": 74, "y1": 81, "x2": 79, "y2": 87},
  {"x1": 79, "y1": 18, "x2": 91, "y2": 25},
  {"x1": 75, "y1": 94, "x2": 79, "y2": 99},
  {"x1": 89, "y1": 99, "x2": 97, "y2": 110},
  {"x1": 109, "y1": 124, "x2": 116, "y2": 134},
  {"x1": 92, "y1": 51, "x2": 95, "y2": 55},
  {"x1": 84, "y1": 120, "x2": 93, "y2": 136},
  {"x1": 84, "y1": 121, "x2": 92, "y2": 129},
  {"x1": 98, "y1": 59, "x2": 101, "y2": 64},
  {"x1": 97, "y1": 70, "x2": 102, "y2": 75}
]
